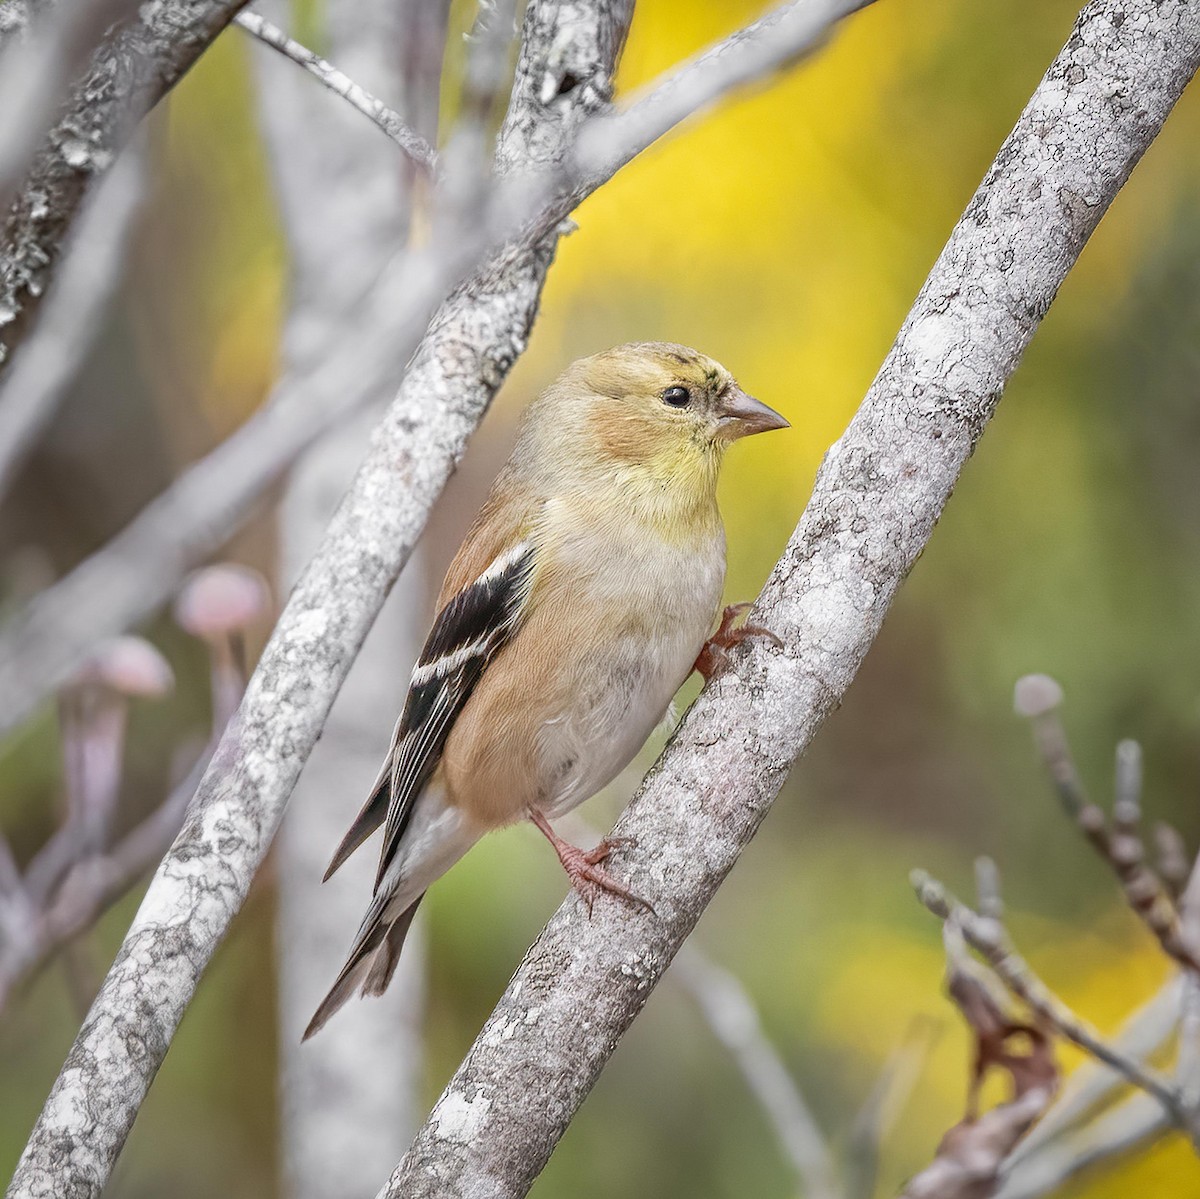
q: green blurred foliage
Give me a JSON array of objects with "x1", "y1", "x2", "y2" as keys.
[{"x1": 3, "y1": 0, "x2": 1200, "y2": 1195}]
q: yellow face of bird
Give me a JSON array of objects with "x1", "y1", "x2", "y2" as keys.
[{"x1": 560, "y1": 342, "x2": 788, "y2": 487}]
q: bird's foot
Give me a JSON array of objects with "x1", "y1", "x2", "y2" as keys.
[
  {"x1": 693, "y1": 603, "x2": 783, "y2": 682},
  {"x1": 529, "y1": 810, "x2": 652, "y2": 916}
]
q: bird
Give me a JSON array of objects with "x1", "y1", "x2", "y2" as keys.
[{"x1": 303, "y1": 341, "x2": 788, "y2": 1039}]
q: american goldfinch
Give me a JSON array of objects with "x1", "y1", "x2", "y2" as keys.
[{"x1": 304, "y1": 342, "x2": 787, "y2": 1038}]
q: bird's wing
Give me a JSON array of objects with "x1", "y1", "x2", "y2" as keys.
[{"x1": 323, "y1": 538, "x2": 538, "y2": 887}]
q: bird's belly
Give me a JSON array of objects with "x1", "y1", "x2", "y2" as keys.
[
  {"x1": 532, "y1": 533, "x2": 724, "y2": 817},
  {"x1": 536, "y1": 626, "x2": 696, "y2": 819},
  {"x1": 442, "y1": 524, "x2": 725, "y2": 828}
]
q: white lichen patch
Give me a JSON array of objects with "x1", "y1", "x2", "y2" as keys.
[{"x1": 431, "y1": 1090, "x2": 492, "y2": 1145}]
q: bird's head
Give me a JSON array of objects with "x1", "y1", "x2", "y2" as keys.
[
  {"x1": 528, "y1": 342, "x2": 787, "y2": 497},
  {"x1": 576, "y1": 341, "x2": 787, "y2": 455}
]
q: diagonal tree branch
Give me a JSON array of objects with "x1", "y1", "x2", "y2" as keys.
[
  {"x1": 0, "y1": 0, "x2": 879, "y2": 742},
  {"x1": 0, "y1": 0, "x2": 253, "y2": 374},
  {"x1": 377, "y1": 3, "x2": 1200, "y2": 1194},
  {"x1": 234, "y1": 10, "x2": 438, "y2": 171}
]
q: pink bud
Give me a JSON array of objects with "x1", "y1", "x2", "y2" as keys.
[
  {"x1": 1013, "y1": 674, "x2": 1063, "y2": 718},
  {"x1": 70, "y1": 636, "x2": 174, "y2": 697},
  {"x1": 174, "y1": 564, "x2": 270, "y2": 639}
]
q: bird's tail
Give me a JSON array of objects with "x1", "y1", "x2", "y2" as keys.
[{"x1": 302, "y1": 892, "x2": 424, "y2": 1041}]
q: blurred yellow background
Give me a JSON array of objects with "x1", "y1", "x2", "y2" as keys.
[{"x1": 3, "y1": 0, "x2": 1200, "y2": 1194}]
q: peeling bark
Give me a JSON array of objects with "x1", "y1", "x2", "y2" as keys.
[{"x1": 379, "y1": 3, "x2": 1200, "y2": 1195}]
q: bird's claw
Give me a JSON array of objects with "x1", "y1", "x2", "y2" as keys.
[
  {"x1": 558, "y1": 837, "x2": 653, "y2": 917},
  {"x1": 693, "y1": 603, "x2": 783, "y2": 682}
]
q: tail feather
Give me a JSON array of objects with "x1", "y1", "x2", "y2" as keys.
[
  {"x1": 361, "y1": 894, "x2": 424, "y2": 997},
  {"x1": 302, "y1": 921, "x2": 386, "y2": 1041},
  {"x1": 323, "y1": 771, "x2": 389, "y2": 882},
  {"x1": 303, "y1": 891, "x2": 421, "y2": 1040}
]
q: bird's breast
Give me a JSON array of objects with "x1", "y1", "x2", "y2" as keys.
[{"x1": 441, "y1": 503, "x2": 726, "y2": 828}]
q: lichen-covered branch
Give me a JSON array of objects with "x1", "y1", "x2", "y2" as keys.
[
  {"x1": 0, "y1": 139, "x2": 146, "y2": 499},
  {"x1": 0, "y1": 0, "x2": 253, "y2": 372},
  {"x1": 377, "y1": 5, "x2": 1200, "y2": 1194}
]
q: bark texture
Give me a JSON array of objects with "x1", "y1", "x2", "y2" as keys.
[
  {"x1": 5, "y1": 3, "x2": 634, "y2": 1196},
  {"x1": 0, "y1": 0, "x2": 251, "y2": 371},
  {"x1": 380, "y1": 3, "x2": 1200, "y2": 1195}
]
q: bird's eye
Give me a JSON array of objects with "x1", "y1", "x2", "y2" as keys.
[{"x1": 662, "y1": 386, "x2": 691, "y2": 408}]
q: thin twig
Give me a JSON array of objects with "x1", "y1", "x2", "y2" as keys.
[
  {"x1": 673, "y1": 946, "x2": 844, "y2": 1199},
  {"x1": 844, "y1": 1023, "x2": 934, "y2": 1199},
  {"x1": 911, "y1": 870, "x2": 1196, "y2": 1136},
  {"x1": 235, "y1": 10, "x2": 437, "y2": 172},
  {"x1": 1016, "y1": 679, "x2": 1200, "y2": 973},
  {"x1": 1006, "y1": 974, "x2": 1183, "y2": 1163}
]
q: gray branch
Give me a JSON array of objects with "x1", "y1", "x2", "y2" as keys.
[
  {"x1": 0, "y1": 0, "x2": 877, "y2": 742},
  {"x1": 673, "y1": 947, "x2": 843, "y2": 1199},
  {"x1": 0, "y1": 0, "x2": 252, "y2": 372},
  {"x1": 258, "y1": 0, "x2": 442, "y2": 1188},
  {"x1": 379, "y1": 3, "x2": 1200, "y2": 1194}
]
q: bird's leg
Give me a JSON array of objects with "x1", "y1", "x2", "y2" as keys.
[
  {"x1": 693, "y1": 603, "x2": 784, "y2": 682},
  {"x1": 528, "y1": 808, "x2": 651, "y2": 916}
]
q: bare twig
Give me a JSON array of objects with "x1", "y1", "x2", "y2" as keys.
[
  {"x1": 911, "y1": 871, "x2": 1195, "y2": 1135},
  {"x1": 0, "y1": 567, "x2": 265, "y2": 1017},
  {"x1": 1015, "y1": 676, "x2": 1200, "y2": 973},
  {"x1": 1005, "y1": 975, "x2": 1183, "y2": 1162},
  {"x1": 994, "y1": 854, "x2": 1200, "y2": 1193},
  {"x1": 0, "y1": 0, "x2": 252, "y2": 372},
  {"x1": 995, "y1": 1092, "x2": 1168, "y2": 1199},
  {"x1": 235, "y1": 11, "x2": 437, "y2": 172},
  {"x1": 673, "y1": 946, "x2": 843, "y2": 1199},
  {"x1": 900, "y1": 1088, "x2": 1057, "y2": 1199},
  {"x1": 1154, "y1": 823, "x2": 1191, "y2": 898},
  {"x1": 900, "y1": 911, "x2": 1059, "y2": 1198},
  {"x1": 844, "y1": 1024, "x2": 935, "y2": 1199},
  {"x1": 0, "y1": 751, "x2": 204, "y2": 1014}
]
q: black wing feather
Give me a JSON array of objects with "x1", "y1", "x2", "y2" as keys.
[{"x1": 323, "y1": 540, "x2": 536, "y2": 888}]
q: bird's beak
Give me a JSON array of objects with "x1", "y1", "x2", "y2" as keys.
[{"x1": 716, "y1": 386, "x2": 790, "y2": 440}]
